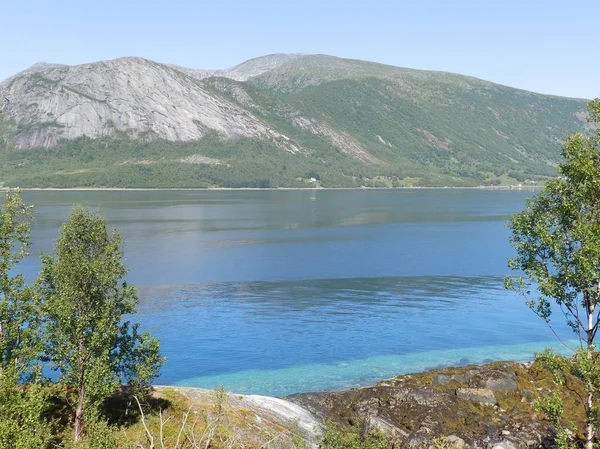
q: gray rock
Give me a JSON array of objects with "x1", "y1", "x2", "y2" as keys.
[
  {"x1": 240, "y1": 394, "x2": 323, "y2": 441},
  {"x1": 520, "y1": 389, "x2": 535, "y2": 399},
  {"x1": 157, "y1": 386, "x2": 323, "y2": 448},
  {"x1": 361, "y1": 416, "x2": 408, "y2": 440},
  {"x1": 487, "y1": 441, "x2": 518, "y2": 449},
  {"x1": 405, "y1": 389, "x2": 447, "y2": 407},
  {"x1": 482, "y1": 422, "x2": 499, "y2": 438},
  {"x1": 169, "y1": 53, "x2": 304, "y2": 82},
  {"x1": 1, "y1": 58, "x2": 283, "y2": 149},
  {"x1": 357, "y1": 397, "x2": 381, "y2": 416},
  {"x1": 405, "y1": 430, "x2": 431, "y2": 448},
  {"x1": 446, "y1": 435, "x2": 467, "y2": 448},
  {"x1": 483, "y1": 377, "x2": 517, "y2": 392},
  {"x1": 290, "y1": 363, "x2": 553, "y2": 448},
  {"x1": 457, "y1": 388, "x2": 498, "y2": 405},
  {"x1": 468, "y1": 369, "x2": 518, "y2": 392},
  {"x1": 465, "y1": 369, "x2": 482, "y2": 379},
  {"x1": 433, "y1": 373, "x2": 465, "y2": 386},
  {"x1": 433, "y1": 374, "x2": 451, "y2": 386}
]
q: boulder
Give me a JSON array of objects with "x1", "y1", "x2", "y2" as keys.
[
  {"x1": 520, "y1": 389, "x2": 535, "y2": 400},
  {"x1": 405, "y1": 430, "x2": 431, "y2": 448},
  {"x1": 445, "y1": 435, "x2": 466, "y2": 448},
  {"x1": 456, "y1": 388, "x2": 497, "y2": 405},
  {"x1": 406, "y1": 389, "x2": 448, "y2": 407},
  {"x1": 469, "y1": 369, "x2": 518, "y2": 392},
  {"x1": 433, "y1": 373, "x2": 466, "y2": 386},
  {"x1": 361, "y1": 416, "x2": 408, "y2": 440}
]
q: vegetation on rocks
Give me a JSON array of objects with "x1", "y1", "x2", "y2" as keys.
[{"x1": 287, "y1": 360, "x2": 595, "y2": 448}]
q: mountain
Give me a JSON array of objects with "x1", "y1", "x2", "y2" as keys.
[
  {"x1": 0, "y1": 54, "x2": 590, "y2": 188},
  {"x1": 0, "y1": 57, "x2": 293, "y2": 149},
  {"x1": 168, "y1": 53, "x2": 305, "y2": 81}
]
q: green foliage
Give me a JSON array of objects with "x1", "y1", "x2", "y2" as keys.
[
  {"x1": 0, "y1": 371, "x2": 54, "y2": 449},
  {"x1": 535, "y1": 390, "x2": 565, "y2": 426},
  {"x1": 285, "y1": 76, "x2": 576, "y2": 184},
  {"x1": 319, "y1": 421, "x2": 387, "y2": 449},
  {"x1": 506, "y1": 98, "x2": 600, "y2": 448},
  {"x1": 0, "y1": 192, "x2": 167, "y2": 446},
  {"x1": 67, "y1": 412, "x2": 119, "y2": 449},
  {"x1": 533, "y1": 350, "x2": 580, "y2": 449},
  {"x1": 506, "y1": 99, "x2": 600, "y2": 344},
  {"x1": 0, "y1": 190, "x2": 52, "y2": 448},
  {"x1": 0, "y1": 132, "x2": 370, "y2": 188},
  {"x1": 38, "y1": 206, "x2": 164, "y2": 440},
  {"x1": 0, "y1": 189, "x2": 41, "y2": 378}
]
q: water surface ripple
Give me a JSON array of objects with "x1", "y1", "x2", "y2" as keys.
[{"x1": 15, "y1": 189, "x2": 571, "y2": 396}]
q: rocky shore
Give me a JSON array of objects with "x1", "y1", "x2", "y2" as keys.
[{"x1": 158, "y1": 360, "x2": 584, "y2": 449}]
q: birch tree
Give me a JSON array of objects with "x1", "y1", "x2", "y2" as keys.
[
  {"x1": 506, "y1": 98, "x2": 600, "y2": 448},
  {"x1": 0, "y1": 190, "x2": 51, "y2": 449},
  {"x1": 0, "y1": 189, "x2": 39, "y2": 376},
  {"x1": 39, "y1": 206, "x2": 164, "y2": 442}
]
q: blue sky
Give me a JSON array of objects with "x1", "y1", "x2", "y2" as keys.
[{"x1": 2, "y1": 0, "x2": 598, "y2": 99}]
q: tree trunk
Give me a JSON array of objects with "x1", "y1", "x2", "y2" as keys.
[
  {"x1": 586, "y1": 389, "x2": 594, "y2": 449},
  {"x1": 586, "y1": 301, "x2": 595, "y2": 449},
  {"x1": 0, "y1": 321, "x2": 3, "y2": 376},
  {"x1": 75, "y1": 382, "x2": 85, "y2": 442},
  {"x1": 75, "y1": 334, "x2": 86, "y2": 442}
]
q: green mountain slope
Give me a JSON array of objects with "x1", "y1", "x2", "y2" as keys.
[
  {"x1": 248, "y1": 55, "x2": 588, "y2": 185},
  {"x1": 0, "y1": 54, "x2": 589, "y2": 188}
]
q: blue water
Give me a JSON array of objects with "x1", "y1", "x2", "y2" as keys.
[{"x1": 15, "y1": 189, "x2": 574, "y2": 397}]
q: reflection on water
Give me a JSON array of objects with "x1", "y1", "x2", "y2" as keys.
[
  {"x1": 11, "y1": 189, "x2": 566, "y2": 396},
  {"x1": 138, "y1": 275, "x2": 571, "y2": 396}
]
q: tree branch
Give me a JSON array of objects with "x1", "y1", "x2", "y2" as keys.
[{"x1": 134, "y1": 395, "x2": 154, "y2": 449}]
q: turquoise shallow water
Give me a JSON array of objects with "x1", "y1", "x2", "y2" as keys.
[
  {"x1": 173, "y1": 339, "x2": 577, "y2": 397},
  {"x1": 14, "y1": 189, "x2": 574, "y2": 397}
]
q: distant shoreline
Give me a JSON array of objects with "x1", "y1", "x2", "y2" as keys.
[{"x1": 3, "y1": 185, "x2": 542, "y2": 192}]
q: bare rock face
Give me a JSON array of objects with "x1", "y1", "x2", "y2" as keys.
[
  {"x1": 1, "y1": 53, "x2": 584, "y2": 184},
  {"x1": 155, "y1": 386, "x2": 323, "y2": 449},
  {"x1": 288, "y1": 385, "x2": 465, "y2": 446},
  {"x1": 0, "y1": 57, "x2": 288, "y2": 150},
  {"x1": 0, "y1": 55, "x2": 376, "y2": 162},
  {"x1": 288, "y1": 113, "x2": 377, "y2": 163}
]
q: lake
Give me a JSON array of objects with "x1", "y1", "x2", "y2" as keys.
[{"x1": 15, "y1": 189, "x2": 573, "y2": 397}]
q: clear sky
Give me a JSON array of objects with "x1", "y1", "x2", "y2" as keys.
[{"x1": 1, "y1": 0, "x2": 598, "y2": 99}]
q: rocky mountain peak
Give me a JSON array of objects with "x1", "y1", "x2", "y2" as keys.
[
  {"x1": 223, "y1": 53, "x2": 305, "y2": 80},
  {"x1": 0, "y1": 57, "x2": 287, "y2": 149}
]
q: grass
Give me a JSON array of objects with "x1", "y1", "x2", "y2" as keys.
[{"x1": 3, "y1": 360, "x2": 595, "y2": 448}]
